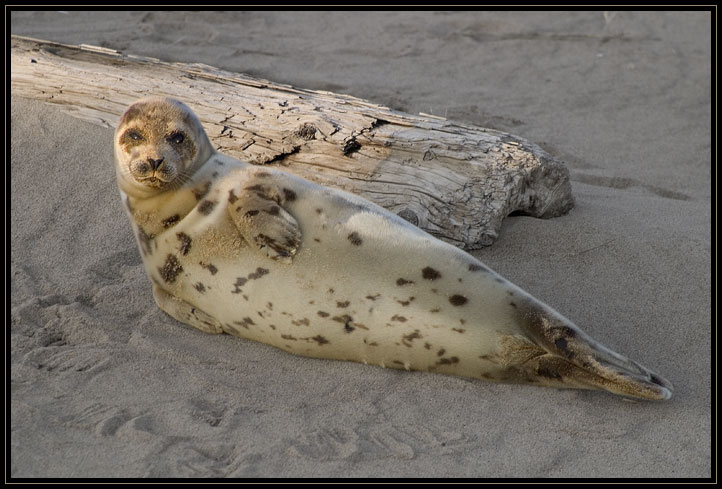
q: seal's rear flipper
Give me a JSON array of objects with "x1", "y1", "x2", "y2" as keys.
[
  {"x1": 568, "y1": 341, "x2": 673, "y2": 400},
  {"x1": 513, "y1": 299, "x2": 673, "y2": 401}
]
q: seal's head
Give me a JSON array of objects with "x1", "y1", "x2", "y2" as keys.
[{"x1": 114, "y1": 97, "x2": 214, "y2": 198}]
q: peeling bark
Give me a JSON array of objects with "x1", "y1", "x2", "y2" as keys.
[{"x1": 10, "y1": 35, "x2": 574, "y2": 249}]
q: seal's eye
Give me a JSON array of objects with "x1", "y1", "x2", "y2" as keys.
[
  {"x1": 128, "y1": 131, "x2": 142, "y2": 141},
  {"x1": 168, "y1": 132, "x2": 185, "y2": 144}
]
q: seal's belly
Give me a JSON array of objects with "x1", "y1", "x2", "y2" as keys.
[{"x1": 140, "y1": 192, "x2": 526, "y2": 379}]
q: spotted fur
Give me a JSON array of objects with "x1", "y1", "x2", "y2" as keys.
[{"x1": 116, "y1": 97, "x2": 673, "y2": 402}]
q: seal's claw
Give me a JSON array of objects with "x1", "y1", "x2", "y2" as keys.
[
  {"x1": 255, "y1": 226, "x2": 301, "y2": 263},
  {"x1": 228, "y1": 181, "x2": 302, "y2": 262}
]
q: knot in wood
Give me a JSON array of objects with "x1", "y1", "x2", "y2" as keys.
[
  {"x1": 397, "y1": 208, "x2": 419, "y2": 226},
  {"x1": 296, "y1": 122, "x2": 316, "y2": 140}
]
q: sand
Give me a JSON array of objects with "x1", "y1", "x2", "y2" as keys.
[{"x1": 10, "y1": 11, "x2": 711, "y2": 478}]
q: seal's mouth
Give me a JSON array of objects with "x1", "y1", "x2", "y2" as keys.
[{"x1": 137, "y1": 175, "x2": 172, "y2": 188}]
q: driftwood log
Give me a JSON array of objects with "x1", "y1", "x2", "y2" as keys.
[{"x1": 11, "y1": 35, "x2": 573, "y2": 249}]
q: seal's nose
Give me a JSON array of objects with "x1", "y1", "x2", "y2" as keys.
[{"x1": 148, "y1": 158, "x2": 164, "y2": 170}]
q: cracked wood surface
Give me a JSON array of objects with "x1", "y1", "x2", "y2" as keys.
[{"x1": 11, "y1": 35, "x2": 574, "y2": 249}]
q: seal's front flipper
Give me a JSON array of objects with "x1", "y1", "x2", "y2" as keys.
[
  {"x1": 510, "y1": 298, "x2": 673, "y2": 400},
  {"x1": 228, "y1": 180, "x2": 302, "y2": 263},
  {"x1": 152, "y1": 282, "x2": 224, "y2": 334}
]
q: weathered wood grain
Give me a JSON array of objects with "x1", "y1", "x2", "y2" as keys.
[{"x1": 11, "y1": 35, "x2": 574, "y2": 249}]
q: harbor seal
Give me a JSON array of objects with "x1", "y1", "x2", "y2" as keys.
[{"x1": 114, "y1": 96, "x2": 673, "y2": 400}]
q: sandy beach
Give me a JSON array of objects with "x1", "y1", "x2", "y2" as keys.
[{"x1": 10, "y1": 11, "x2": 711, "y2": 478}]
